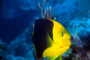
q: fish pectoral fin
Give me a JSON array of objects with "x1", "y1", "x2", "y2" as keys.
[{"x1": 46, "y1": 33, "x2": 53, "y2": 47}]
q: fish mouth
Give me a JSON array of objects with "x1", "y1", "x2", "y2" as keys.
[
  {"x1": 59, "y1": 46, "x2": 64, "y2": 48},
  {"x1": 59, "y1": 46, "x2": 69, "y2": 48}
]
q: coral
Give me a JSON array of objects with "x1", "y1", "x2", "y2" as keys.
[
  {"x1": 1, "y1": 0, "x2": 90, "y2": 60},
  {"x1": 6, "y1": 54, "x2": 32, "y2": 60},
  {"x1": 64, "y1": 18, "x2": 90, "y2": 60},
  {"x1": 7, "y1": 38, "x2": 34, "y2": 60},
  {"x1": 7, "y1": 27, "x2": 35, "y2": 60},
  {"x1": 0, "y1": 39, "x2": 7, "y2": 60}
]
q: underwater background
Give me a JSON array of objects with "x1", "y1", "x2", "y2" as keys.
[{"x1": 0, "y1": 0, "x2": 90, "y2": 60}]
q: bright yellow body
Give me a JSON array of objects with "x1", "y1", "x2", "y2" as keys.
[{"x1": 43, "y1": 19, "x2": 71, "y2": 59}]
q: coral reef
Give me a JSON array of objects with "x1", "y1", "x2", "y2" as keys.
[
  {"x1": 63, "y1": 17, "x2": 90, "y2": 60},
  {"x1": 0, "y1": 39, "x2": 7, "y2": 60},
  {"x1": 7, "y1": 27, "x2": 35, "y2": 60},
  {"x1": 1, "y1": 0, "x2": 90, "y2": 44},
  {"x1": 7, "y1": 55, "x2": 31, "y2": 60},
  {"x1": 0, "y1": 0, "x2": 90, "y2": 60}
]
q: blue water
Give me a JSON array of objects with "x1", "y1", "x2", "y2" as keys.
[{"x1": 0, "y1": 0, "x2": 90, "y2": 60}]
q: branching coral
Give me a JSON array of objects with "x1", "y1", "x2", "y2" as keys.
[{"x1": 38, "y1": 0, "x2": 51, "y2": 19}]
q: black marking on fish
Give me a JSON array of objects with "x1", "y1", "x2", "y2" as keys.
[{"x1": 33, "y1": 19, "x2": 53, "y2": 58}]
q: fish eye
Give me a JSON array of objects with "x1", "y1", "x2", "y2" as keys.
[{"x1": 62, "y1": 33, "x2": 63, "y2": 36}]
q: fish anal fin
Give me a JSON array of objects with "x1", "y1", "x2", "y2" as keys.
[{"x1": 47, "y1": 56, "x2": 58, "y2": 60}]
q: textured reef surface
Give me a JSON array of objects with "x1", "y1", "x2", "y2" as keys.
[
  {"x1": 0, "y1": 0, "x2": 90, "y2": 60},
  {"x1": 0, "y1": 39, "x2": 7, "y2": 60}
]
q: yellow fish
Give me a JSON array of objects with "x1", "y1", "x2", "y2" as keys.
[
  {"x1": 33, "y1": 0, "x2": 73, "y2": 60},
  {"x1": 33, "y1": 18, "x2": 72, "y2": 60}
]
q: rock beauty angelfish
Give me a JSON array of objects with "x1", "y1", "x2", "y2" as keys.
[
  {"x1": 32, "y1": 0, "x2": 73, "y2": 60},
  {"x1": 33, "y1": 19, "x2": 73, "y2": 60}
]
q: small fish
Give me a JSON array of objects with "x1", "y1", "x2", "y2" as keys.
[{"x1": 33, "y1": 19, "x2": 72, "y2": 60}]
